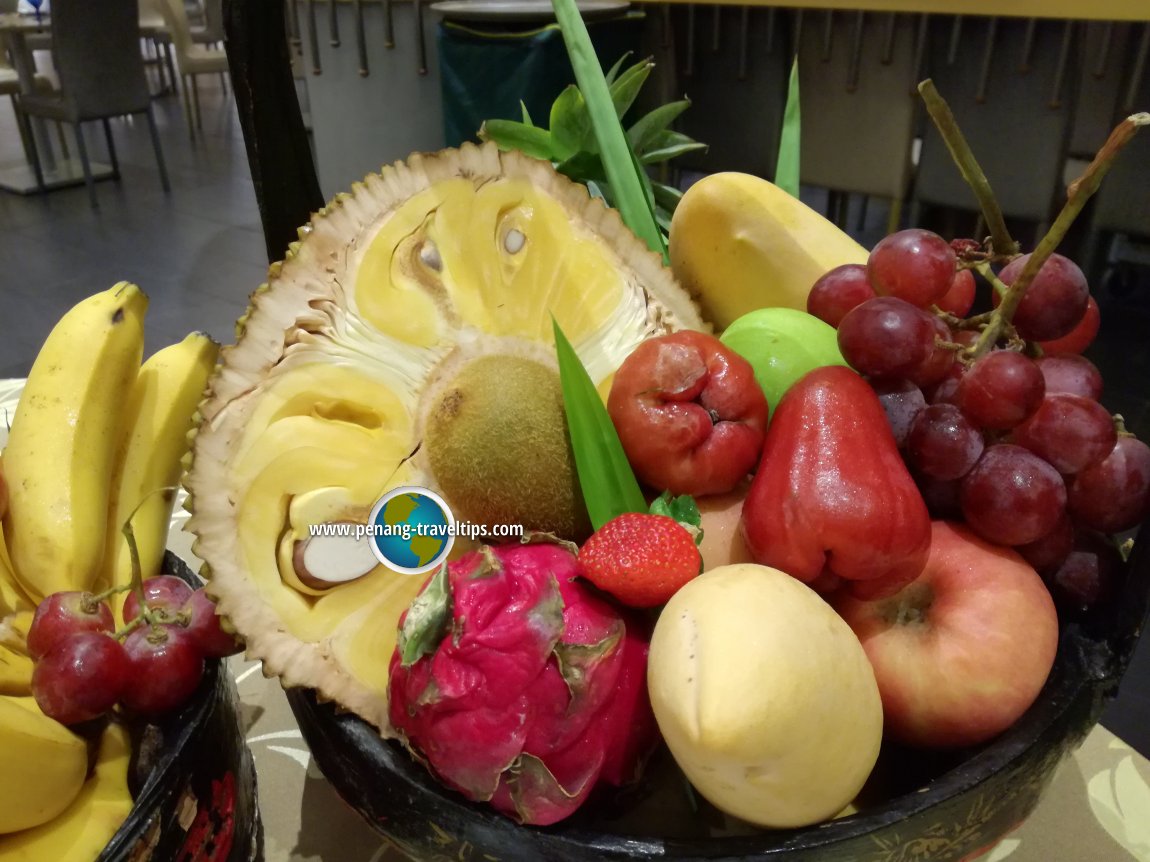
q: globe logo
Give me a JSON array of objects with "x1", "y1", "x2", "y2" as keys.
[{"x1": 368, "y1": 486, "x2": 455, "y2": 575}]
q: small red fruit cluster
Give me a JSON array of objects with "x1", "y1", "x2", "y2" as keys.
[
  {"x1": 29, "y1": 576, "x2": 242, "y2": 726},
  {"x1": 809, "y1": 228, "x2": 1150, "y2": 614}
]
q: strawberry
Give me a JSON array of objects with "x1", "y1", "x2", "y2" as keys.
[{"x1": 578, "y1": 513, "x2": 702, "y2": 608}]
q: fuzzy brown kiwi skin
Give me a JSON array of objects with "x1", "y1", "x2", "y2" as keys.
[{"x1": 421, "y1": 353, "x2": 592, "y2": 543}]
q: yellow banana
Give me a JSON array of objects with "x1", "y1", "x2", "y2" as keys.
[
  {"x1": 99, "y1": 331, "x2": 220, "y2": 596},
  {"x1": 1, "y1": 515, "x2": 36, "y2": 695},
  {"x1": 2, "y1": 283, "x2": 148, "y2": 600},
  {"x1": 0, "y1": 695, "x2": 89, "y2": 834},
  {"x1": 669, "y1": 172, "x2": 870, "y2": 329},
  {"x1": 0, "y1": 719, "x2": 132, "y2": 857},
  {"x1": 0, "y1": 646, "x2": 32, "y2": 695}
]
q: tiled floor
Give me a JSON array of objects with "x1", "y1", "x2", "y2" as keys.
[
  {"x1": 0, "y1": 76, "x2": 266, "y2": 379},
  {"x1": 1, "y1": 71, "x2": 1149, "y2": 761}
]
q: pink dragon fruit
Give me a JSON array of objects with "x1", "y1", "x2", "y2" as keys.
[{"x1": 387, "y1": 540, "x2": 659, "y2": 826}]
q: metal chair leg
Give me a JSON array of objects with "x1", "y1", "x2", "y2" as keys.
[
  {"x1": 10, "y1": 95, "x2": 36, "y2": 165},
  {"x1": 101, "y1": 118, "x2": 120, "y2": 179},
  {"x1": 167, "y1": 45, "x2": 179, "y2": 95},
  {"x1": 72, "y1": 123, "x2": 98, "y2": 209},
  {"x1": 14, "y1": 104, "x2": 46, "y2": 193},
  {"x1": 191, "y1": 74, "x2": 203, "y2": 129},
  {"x1": 179, "y1": 73, "x2": 195, "y2": 139},
  {"x1": 144, "y1": 107, "x2": 171, "y2": 193}
]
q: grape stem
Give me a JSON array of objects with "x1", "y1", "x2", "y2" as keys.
[
  {"x1": 918, "y1": 79, "x2": 1019, "y2": 260},
  {"x1": 966, "y1": 112, "x2": 1150, "y2": 359}
]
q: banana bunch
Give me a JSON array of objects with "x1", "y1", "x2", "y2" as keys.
[
  {"x1": 1, "y1": 284, "x2": 219, "y2": 603},
  {"x1": 0, "y1": 705, "x2": 133, "y2": 858},
  {"x1": 0, "y1": 695, "x2": 90, "y2": 833},
  {"x1": 669, "y1": 172, "x2": 870, "y2": 330},
  {"x1": 0, "y1": 284, "x2": 220, "y2": 850}
]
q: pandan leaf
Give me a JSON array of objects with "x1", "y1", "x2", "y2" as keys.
[
  {"x1": 520, "y1": 100, "x2": 535, "y2": 126},
  {"x1": 775, "y1": 55, "x2": 801, "y2": 198},
  {"x1": 480, "y1": 119, "x2": 554, "y2": 161},
  {"x1": 549, "y1": 0, "x2": 665, "y2": 258},
  {"x1": 397, "y1": 563, "x2": 452, "y2": 667},
  {"x1": 550, "y1": 85, "x2": 595, "y2": 161},
  {"x1": 552, "y1": 318, "x2": 647, "y2": 529},
  {"x1": 627, "y1": 99, "x2": 692, "y2": 153},
  {"x1": 609, "y1": 60, "x2": 653, "y2": 121},
  {"x1": 649, "y1": 491, "x2": 704, "y2": 545},
  {"x1": 639, "y1": 130, "x2": 708, "y2": 165}
]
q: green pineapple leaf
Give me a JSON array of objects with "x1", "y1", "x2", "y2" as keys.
[{"x1": 479, "y1": 119, "x2": 554, "y2": 161}]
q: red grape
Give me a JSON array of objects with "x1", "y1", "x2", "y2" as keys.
[
  {"x1": 926, "y1": 361, "x2": 966, "y2": 406},
  {"x1": 1015, "y1": 511, "x2": 1074, "y2": 575},
  {"x1": 907, "y1": 404, "x2": 985, "y2": 480},
  {"x1": 32, "y1": 632, "x2": 129, "y2": 725},
  {"x1": 1038, "y1": 296, "x2": 1100, "y2": 355},
  {"x1": 1067, "y1": 436, "x2": 1150, "y2": 533},
  {"x1": 936, "y1": 269, "x2": 977, "y2": 317},
  {"x1": 807, "y1": 264, "x2": 876, "y2": 327},
  {"x1": 120, "y1": 625, "x2": 205, "y2": 717},
  {"x1": 872, "y1": 380, "x2": 926, "y2": 448},
  {"x1": 1036, "y1": 354, "x2": 1103, "y2": 400},
  {"x1": 27, "y1": 592, "x2": 114, "y2": 661},
  {"x1": 915, "y1": 473, "x2": 963, "y2": 520},
  {"x1": 1011, "y1": 394, "x2": 1117, "y2": 475},
  {"x1": 123, "y1": 575, "x2": 195, "y2": 625},
  {"x1": 182, "y1": 589, "x2": 242, "y2": 658},
  {"x1": 1044, "y1": 531, "x2": 1124, "y2": 614},
  {"x1": 960, "y1": 444, "x2": 1067, "y2": 545},
  {"x1": 911, "y1": 316, "x2": 957, "y2": 389},
  {"x1": 956, "y1": 350, "x2": 1045, "y2": 430},
  {"x1": 996, "y1": 253, "x2": 1089, "y2": 341},
  {"x1": 837, "y1": 297, "x2": 937, "y2": 380},
  {"x1": 868, "y1": 229, "x2": 957, "y2": 308}
]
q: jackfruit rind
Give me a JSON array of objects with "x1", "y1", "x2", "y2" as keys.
[{"x1": 186, "y1": 143, "x2": 704, "y2": 733}]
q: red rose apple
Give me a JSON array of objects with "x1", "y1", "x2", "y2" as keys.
[
  {"x1": 607, "y1": 331, "x2": 768, "y2": 496},
  {"x1": 834, "y1": 520, "x2": 1059, "y2": 749}
]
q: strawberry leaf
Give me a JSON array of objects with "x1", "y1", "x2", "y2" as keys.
[
  {"x1": 552, "y1": 318, "x2": 647, "y2": 530},
  {"x1": 649, "y1": 491, "x2": 704, "y2": 546}
]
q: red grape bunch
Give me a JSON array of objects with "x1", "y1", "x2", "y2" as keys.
[
  {"x1": 808, "y1": 228, "x2": 1150, "y2": 614},
  {"x1": 27, "y1": 576, "x2": 242, "y2": 726}
]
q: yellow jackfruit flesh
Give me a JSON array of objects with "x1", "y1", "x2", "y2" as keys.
[{"x1": 186, "y1": 144, "x2": 704, "y2": 732}]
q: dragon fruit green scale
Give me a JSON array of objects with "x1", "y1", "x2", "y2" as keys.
[{"x1": 388, "y1": 541, "x2": 658, "y2": 825}]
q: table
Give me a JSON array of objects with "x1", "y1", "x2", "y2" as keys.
[
  {"x1": 0, "y1": 12, "x2": 114, "y2": 194},
  {"x1": 0, "y1": 376, "x2": 1146, "y2": 861}
]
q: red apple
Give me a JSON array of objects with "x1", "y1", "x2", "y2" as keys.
[
  {"x1": 834, "y1": 520, "x2": 1059, "y2": 748},
  {"x1": 607, "y1": 331, "x2": 768, "y2": 496}
]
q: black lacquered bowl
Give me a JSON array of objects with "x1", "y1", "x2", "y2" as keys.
[
  {"x1": 287, "y1": 524, "x2": 1150, "y2": 862},
  {"x1": 97, "y1": 552, "x2": 263, "y2": 862}
]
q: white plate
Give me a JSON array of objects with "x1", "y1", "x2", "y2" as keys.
[{"x1": 430, "y1": 0, "x2": 629, "y2": 24}]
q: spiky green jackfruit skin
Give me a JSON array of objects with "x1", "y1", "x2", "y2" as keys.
[{"x1": 184, "y1": 142, "x2": 704, "y2": 733}]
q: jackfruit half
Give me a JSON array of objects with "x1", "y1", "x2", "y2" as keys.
[{"x1": 186, "y1": 143, "x2": 704, "y2": 732}]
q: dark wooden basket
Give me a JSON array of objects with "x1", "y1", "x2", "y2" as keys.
[
  {"x1": 285, "y1": 522, "x2": 1148, "y2": 862},
  {"x1": 97, "y1": 552, "x2": 262, "y2": 862}
]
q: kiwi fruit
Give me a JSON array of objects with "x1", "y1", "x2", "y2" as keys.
[{"x1": 419, "y1": 346, "x2": 591, "y2": 541}]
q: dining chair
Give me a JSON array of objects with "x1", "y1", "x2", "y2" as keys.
[
  {"x1": 16, "y1": 0, "x2": 171, "y2": 208},
  {"x1": 155, "y1": 0, "x2": 228, "y2": 137},
  {"x1": 139, "y1": 0, "x2": 178, "y2": 94}
]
